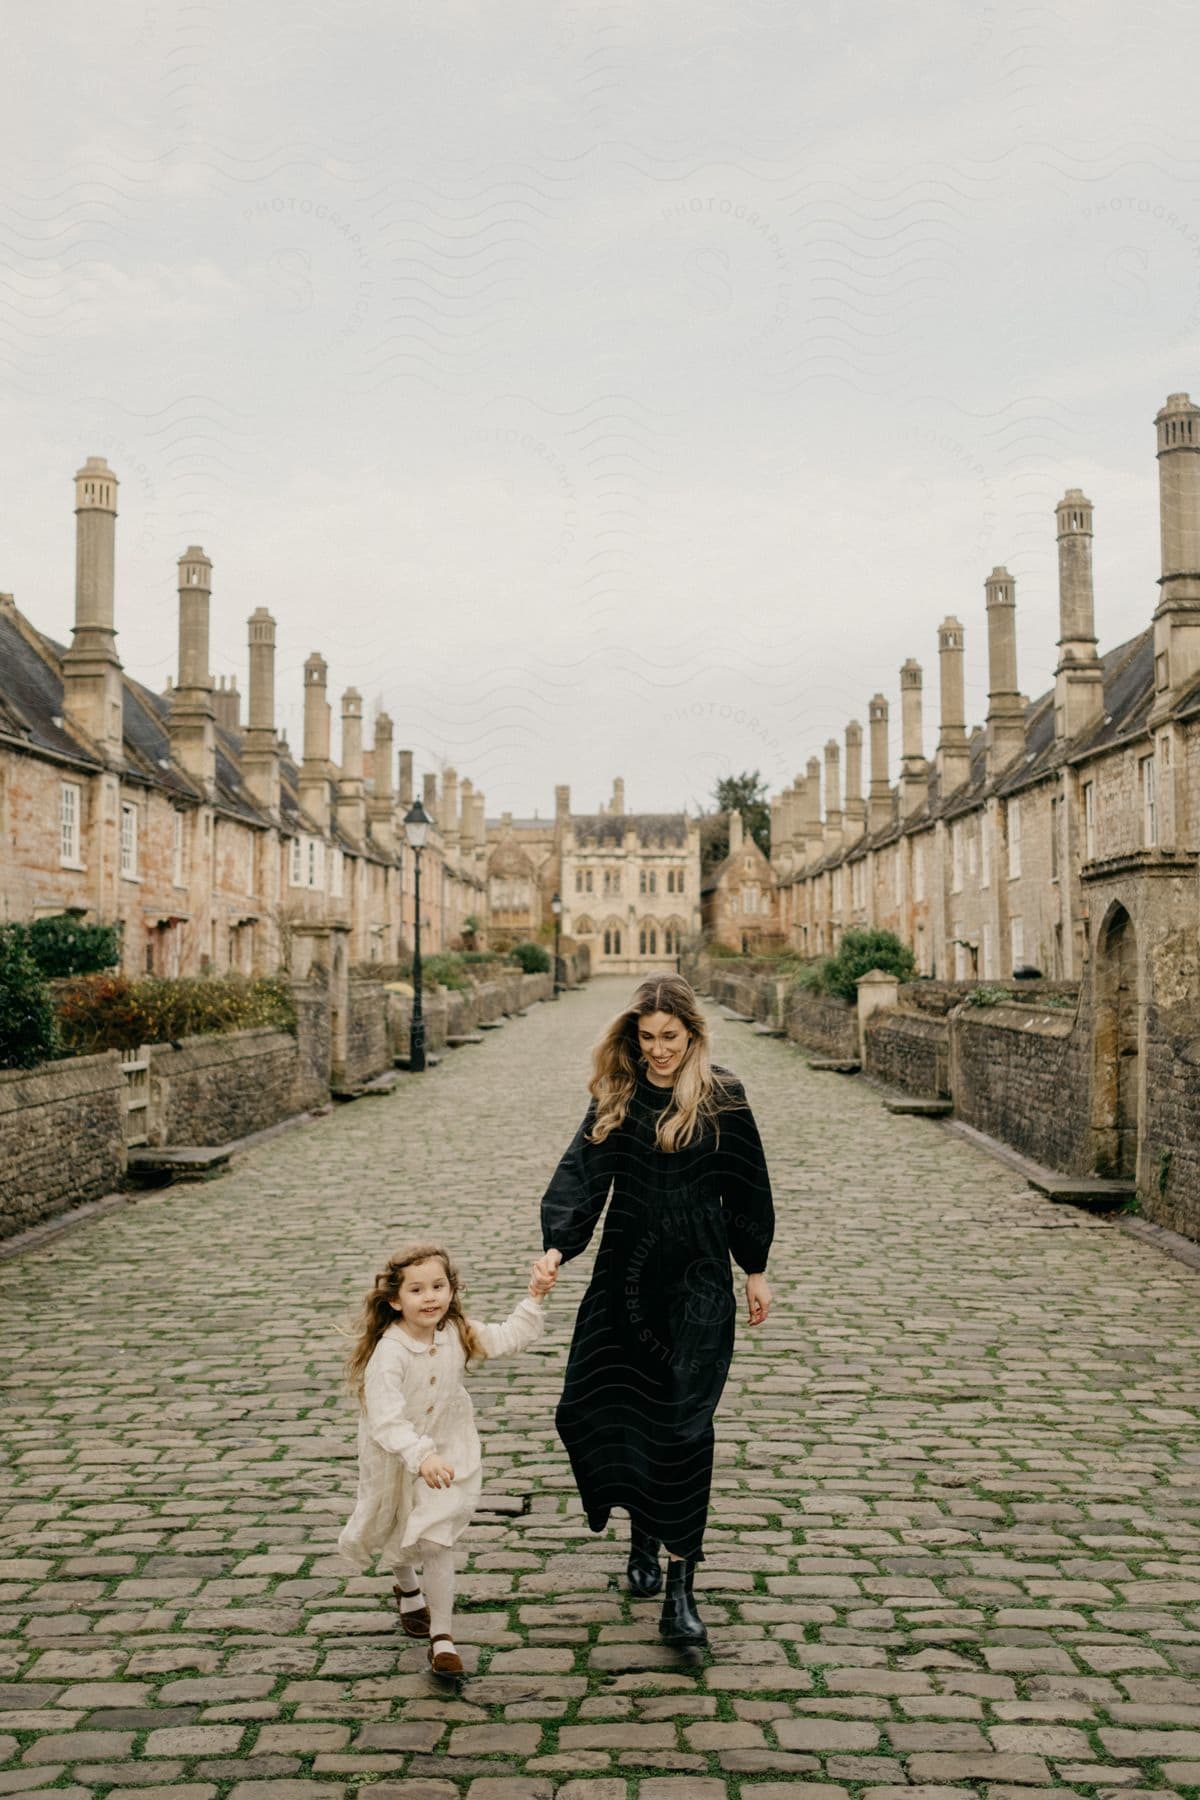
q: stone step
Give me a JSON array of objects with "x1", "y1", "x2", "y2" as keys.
[
  {"x1": 445, "y1": 1033, "x2": 484, "y2": 1048},
  {"x1": 807, "y1": 1058, "x2": 861, "y2": 1074},
  {"x1": 126, "y1": 1145, "x2": 232, "y2": 1183},
  {"x1": 394, "y1": 1052, "x2": 443, "y2": 1070},
  {"x1": 885, "y1": 1097, "x2": 953, "y2": 1116},
  {"x1": 752, "y1": 1024, "x2": 788, "y2": 1037},
  {"x1": 478, "y1": 1018, "x2": 505, "y2": 1030},
  {"x1": 1027, "y1": 1171, "x2": 1136, "y2": 1209},
  {"x1": 719, "y1": 1008, "x2": 756, "y2": 1023}
]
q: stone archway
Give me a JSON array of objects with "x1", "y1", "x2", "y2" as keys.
[{"x1": 1092, "y1": 902, "x2": 1140, "y2": 1178}]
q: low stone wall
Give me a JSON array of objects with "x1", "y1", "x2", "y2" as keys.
[
  {"x1": 0, "y1": 1053, "x2": 126, "y2": 1238},
  {"x1": 147, "y1": 1030, "x2": 302, "y2": 1146},
  {"x1": 785, "y1": 988, "x2": 858, "y2": 1060},
  {"x1": 951, "y1": 998, "x2": 1092, "y2": 1175},
  {"x1": 1143, "y1": 992, "x2": 1200, "y2": 1242},
  {"x1": 293, "y1": 974, "x2": 332, "y2": 1111},
  {"x1": 864, "y1": 1008, "x2": 951, "y2": 1097},
  {"x1": 386, "y1": 970, "x2": 554, "y2": 1058},
  {"x1": 342, "y1": 978, "x2": 390, "y2": 1089}
]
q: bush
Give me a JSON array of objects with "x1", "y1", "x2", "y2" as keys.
[
  {"x1": 789, "y1": 960, "x2": 829, "y2": 993},
  {"x1": 0, "y1": 929, "x2": 60, "y2": 1069},
  {"x1": 821, "y1": 929, "x2": 916, "y2": 1003},
  {"x1": 55, "y1": 973, "x2": 296, "y2": 1055},
  {"x1": 420, "y1": 953, "x2": 473, "y2": 992},
  {"x1": 510, "y1": 941, "x2": 551, "y2": 974},
  {"x1": 19, "y1": 914, "x2": 122, "y2": 978}
]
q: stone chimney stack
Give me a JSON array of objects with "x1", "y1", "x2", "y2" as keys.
[
  {"x1": 899, "y1": 658, "x2": 929, "y2": 816},
  {"x1": 336, "y1": 688, "x2": 367, "y2": 841},
  {"x1": 985, "y1": 566, "x2": 1026, "y2": 778},
  {"x1": 62, "y1": 456, "x2": 124, "y2": 761},
  {"x1": 212, "y1": 675, "x2": 241, "y2": 735},
  {"x1": 844, "y1": 720, "x2": 866, "y2": 838},
  {"x1": 936, "y1": 616, "x2": 972, "y2": 796},
  {"x1": 805, "y1": 754, "x2": 824, "y2": 861},
  {"x1": 169, "y1": 546, "x2": 216, "y2": 793},
  {"x1": 823, "y1": 739, "x2": 843, "y2": 850},
  {"x1": 423, "y1": 771, "x2": 438, "y2": 818},
  {"x1": 459, "y1": 777, "x2": 476, "y2": 849},
  {"x1": 728, "y1": 808, "x2": 744, "y2": 857},
  {"x1": 555, "y1": 784, "x2": 571, "y2": 828},
  {"x1": 611, "y1": 776, "x2": 625, "y2": 816},
  {"x1": 1150, "y1": 391, "x2": 1200, "y2": 725},
  {"x1": 867, "y1": 694, "x2": 891, "y2": 832},
  {"x1": 471, "y1": 791, "x2": 486, "y2": 847},
  {"x1": 398, "y1": 749, "x2": 414, "y2": 807},
  {"x1": 442, "y1": 768, "x2": 460, "y2": 846},
  {"x1": 1054, "y1": 489, "x2": 1104, "y2": 742},
  {"x1": 243, "y1": 608, "x2": 280, "y2": 814},
  {"x1": 368, "y1": 711, "x2": 394, "y2": 851},
  {"x1": 299, "y1": 652, "x2": 331, "y2": 830}
]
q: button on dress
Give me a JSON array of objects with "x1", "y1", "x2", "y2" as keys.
[
  {"x1": 541, "y1": 1068, "x2": 774, "y2": 1562},
  {"x1": 338, "y1": 1296, "x2": 544, "y2": 1569}
]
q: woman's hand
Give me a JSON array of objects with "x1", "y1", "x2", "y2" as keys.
[
  {"x1": 746, "y1": 1272, "x2": 772, "y2": 1328},
  {"x1": 532, "y1": 1247, "x2": 563, "y2": 1294},
  {"x1": 419, "y1": 1455, "x2": 455, "y2": 1489}
]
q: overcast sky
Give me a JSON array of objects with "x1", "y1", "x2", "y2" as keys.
[{"x1": 5, "y1": 0, "x2": 1200, "y2": 817}]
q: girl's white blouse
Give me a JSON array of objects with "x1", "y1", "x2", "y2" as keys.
[{"x1": 338, "y1": 1295, "x2": 543, "y2": 1566}]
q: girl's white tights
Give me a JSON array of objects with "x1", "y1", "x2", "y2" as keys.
[{"x1": 394, "y1": 1542, "x2": 456, "y2": 1643}]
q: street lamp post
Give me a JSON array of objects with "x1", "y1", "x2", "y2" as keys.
[
  {"x1": 404, "y1": 799, "x2": 433, "y2": 1071},
  {"x1": 550, "y1": 891, "x2": 563, "y2": 997}
]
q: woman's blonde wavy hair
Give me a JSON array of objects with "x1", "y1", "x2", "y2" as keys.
[
  {"x1": 345, "y1": 1244, "x2": 486, "y2": 1399},
  {"x1": 586, "y1": 973, "x2": 738, "y2": 1153}
]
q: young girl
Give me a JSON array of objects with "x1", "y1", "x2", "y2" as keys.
[{"x1": 338, "y1": 1243, "x2": 554, "y2": 1676}]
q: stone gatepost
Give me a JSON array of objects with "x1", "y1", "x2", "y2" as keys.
[{"x1": 855, "y1": 967, "x2": 900, "y2": 1068}]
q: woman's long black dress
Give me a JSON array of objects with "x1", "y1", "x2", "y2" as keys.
[{"x1": 540, "y1": 1067, "x2": 774, "y2": 1562}]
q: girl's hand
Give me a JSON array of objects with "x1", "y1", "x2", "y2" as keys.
[
  {"x1": 531, "y1": 1248, "x2": 562, "y2": 1294},
  {"x1": 746, "y1": 1272, "x2": 772, "y2": 1328},
  {"x1": 419, "y1": 1455, "x2": 455, "y2": 1489}
]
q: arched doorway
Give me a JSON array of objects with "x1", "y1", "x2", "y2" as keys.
[{"x1": 1092, "y1": 904, "x2": 1139, "y2": 1178}]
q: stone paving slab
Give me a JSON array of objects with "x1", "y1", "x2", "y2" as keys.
[{"x1": 1, "y1": 977, "x2": 1199, "y2": 1796}]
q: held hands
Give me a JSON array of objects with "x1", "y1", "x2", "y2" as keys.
[
  {"x1": 746, "y1": 1272, "x2": 772, "y2": 1328},
  {"x1": 419, "y1": 1455, "x2": 455, "y2": 1489},
  {"x1": 529, "y1": 1247, "x2": 562, "y2": 1300}
]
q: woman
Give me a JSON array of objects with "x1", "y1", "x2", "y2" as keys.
[{"x1": 536, "y1": 973, "x2": 774, "y2": 1647}]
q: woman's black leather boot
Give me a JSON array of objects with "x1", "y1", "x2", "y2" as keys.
[
  {"x1": 627, "y1": 1522, "x2": 662, "y2": 1596},
  {"x1": 659, "y1": 1555, "x2": 707, "y2": 1646}
]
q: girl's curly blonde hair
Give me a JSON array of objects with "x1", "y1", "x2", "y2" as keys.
[{"x1": 345, "y1": 1244, "x2": 486, "y2": 1399}]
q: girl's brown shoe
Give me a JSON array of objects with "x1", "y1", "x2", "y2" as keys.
[
  {"x1": 428, "y1": 1634, "x2": 464, "y2": 1677},
  {"x1": 392, "y1": 1584, "x2": 430, "y2": 1638}
]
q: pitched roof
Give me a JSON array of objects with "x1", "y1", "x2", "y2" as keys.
[{"x1": 572, "y1": 812, "x2": 689, "y2": 848}]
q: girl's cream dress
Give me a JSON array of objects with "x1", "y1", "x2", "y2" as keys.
[{"x1": 338, "y1": 1295, "x2": 543, "y2": 1567}]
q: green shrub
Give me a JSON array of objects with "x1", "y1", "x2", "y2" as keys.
[
  {"x1": 966, "y1": 984, "x2": 1008, "y2": 1008},
  {"x1": 420, "y1": 953, "x2": 473, "y2": 992},
  {"x1": 0, "y1": 929, "x2": 61, "y2": 1069},
  {"x1": 789, "y1": 960, "x2": 829, "y2": 993},
  {"x1": 821, "y1": 929, "x2": 916, "y2": 1003},
  {"x1": 20, "y1": 914, "x2": 122, "y2": 978},
  {"x1": 55, "y1": 973, "x2": 296, "y2": 1055},
  {"x1": 510, "y1": 941, "x2": 551, "y2": 974}
]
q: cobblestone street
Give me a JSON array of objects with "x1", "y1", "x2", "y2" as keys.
[{"x1": 2, "y1": 976, "x2": 1199, "y2": 1800}]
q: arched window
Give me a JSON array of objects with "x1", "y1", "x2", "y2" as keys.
[{"x1": 575, "y1": 915, "x2": 595, "y2": 936}]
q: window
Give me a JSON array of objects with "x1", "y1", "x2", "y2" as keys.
[
  {"x1": 980, "y1": 811, "x2": 990, "y2": 888},
  {"x1": 967, "y1": 827, "x2": 977, "y2": 878},
  {"x1": 173, "y1": 810, "x2": 186, "y2": 887},
  {"x1": 1007, "y1": 797, "x2": 1021, "y2": 879},
  {"x1": 602, "y1": 925, "x2": 622, "y2": 956},
  {"x1": 574, "y1": 914, "x2": 595, "y2": 935},
  {"x1": 1050, "y1": 795, "x2": 1060, "y2": 880},
  {"x1": 1083, "y1": 781, "x2": 1096, "y2": 860},
  {"x1": 639, "y1": 925, "x2": 658, "y2": 955},
  {"x1": 290, "y1": 837, "x2": 303, "y2": 886},
  {"x1": 951, "y1": 822, "x2": 963, "y2": 892},
  {"x1": 1141, "y1": 754, "x2": 1157, "y2": 847},
  {"x1": 666, "y1": 868, "x2": 684, "y2": 894},
  {"x1": 639, "y1": 868, "x2": 658, "y2": 896},
  {"x1": 743, "y1": 885, "x2": 759, "y2": 914},
  {"x1": 120, "y1": 801, "x2": 139, "y2": 878},
  {"x1": 603, "y1": 868, "x2": 620, "y2": 896},
  {"x1": 59, "y1": 782, "x2": 82, "y2": 866},
  {"x1": 1010, "y1": 916, "x2": 1024, "y2": 970},
  {"x1": 662, "y1": 924, "x2": 677, "y2": 955}
]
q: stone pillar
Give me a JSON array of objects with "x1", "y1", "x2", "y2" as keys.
[
  {"x1": 805, "y1": 755, "x2": 824, "y2": 862},
  {"x1": 899, "y1": 658, "x2": 929, "y2": 817},
  {"x1": 728, "y1": 808, "x2": 744, "y2": 856},
  {"x1": 299, "y1": 652, "x2": 331, "y2": 830},
  {"x1": 937, "y1": 616, "x2": 972, "y2": 796},
  {"x1": 62, "y1": 456, "x2": 123, "y2": 761},
  {"x1": 867, "y1": 695, "x2": 891, "y2": 832},
  {"x1": 398, "y1": 749, "x2": 414, "y2": 807},
  {"x1": 423, "y1": 771, "x2": 438, "y2": 814},
  {"x1": 985, "y1": 566, "x2": 1025, "y2": 778},
  {"x1": 169, "y1": 546, "x2": 216, "y2": 793},
  {"x1": 442, "y1": 767, "x2": 460, "y2": 845},
  {"x1": 471, "y1": 792, "x2": 486, "y2": 847},
  {"x1": 823, "y1": 739, "x2": 843, "y2": 850},
  {"x1": 336, "y1": 688, "x2": 367, "y2": 842},
  {"x1": 368, "y1": 711, "x2": 395, "y2": 852},
  {"x1": 1054, "y1": 489, "x2": 1104, "y2": 742},
  {"x1": 844, "y1": 721, "x2": 866, "y2": 839},
  {"x1": 1150, "y1": 391, "x2": 1200, "y2": 725},
  {"x1": 856, "y1": 967, "x2": 900, "y2": 1066},
  {"x1": 243, "y1": 608, "x2": 280, "y2": 815}
]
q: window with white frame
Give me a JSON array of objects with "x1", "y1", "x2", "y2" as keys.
[
  {"x1": 1007, "y1": 797, "x2": 1021, "y2": 878},
  {"x1": 980, "y1": 810, "x2": 991, "y2": 887},
  {"x1": 603, "y1": 867, "x2": 620, "y2": 896},
  {"x1": 59, "y1": 782, "x2": 82, "y2": 866},
  {"x1": 120, "y1": 800, "x2": 139, "y2": 878},
  {"x1": 173, "y1": 810, "x2": 186, "y2": 887},
  {"x1": 1083, "y1": 781, "x2": 1096, "y2": 860},
  {"x1": 289, "y1": 837, "x2": 303, "y2": 886},
  {"x1": 1010, "y1": 916, "x2": 1025, "y2": 970},
  {"x1": 1140, "y1": 754, "x2": 1157, "y2": 846}
]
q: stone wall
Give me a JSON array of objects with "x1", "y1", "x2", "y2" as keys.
[
  {"x1": 342, "y1": 978, "x2": 390, "y2": 1090},
  {"x1": 951, "y1": 998, "x2": 1092, "y2": 1175},
  {"x1": 0, "y1": 1053, "x2": 126, "y2": 1238},
  {"x1": 865, "y1": 1009, "x2": 951, "y2": 1097},
  {"x1": 147, "y1": 1030, "x2": 302, "y2": 1147},
  {"x1": 1143, "y1": 989, "x2": 1200, "y2": 1241},
  {"x1": 292, "y1": 973, "x2": 332, "y2": 1111},
  {"x1": 785, "y1": 989, "x2": 858, "y2": 1060}
]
